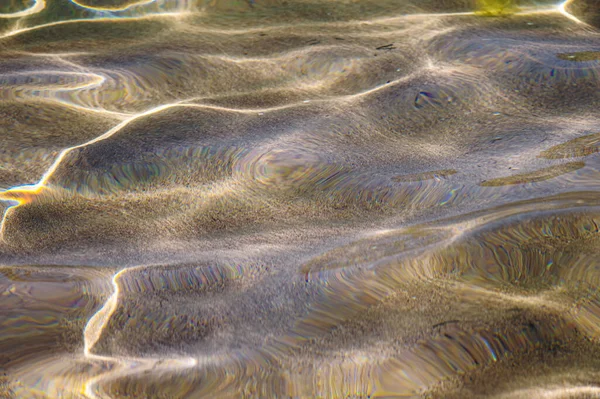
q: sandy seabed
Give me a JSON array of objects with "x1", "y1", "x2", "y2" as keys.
[{"x1": 2, "y1": 0, "x2": 600, "y2": 398}]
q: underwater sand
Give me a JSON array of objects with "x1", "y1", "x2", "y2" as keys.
[{"x1": 2, "y1": 0, "x2": 600, "y2": 398}]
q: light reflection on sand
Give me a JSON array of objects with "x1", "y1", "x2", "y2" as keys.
[{"x1": 2, "y1": 0, "x2": 600, "y2": 398}]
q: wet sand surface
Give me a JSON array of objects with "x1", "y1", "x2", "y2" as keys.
[{"x1": 2, "y1": 0, "x2": 600, "y2": 398}]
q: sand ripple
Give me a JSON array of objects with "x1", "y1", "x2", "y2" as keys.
[{"x1": 2, "y1": 0, "x2": 600, "y2": 398}]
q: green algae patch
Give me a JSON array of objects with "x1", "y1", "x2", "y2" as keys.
[
  {"x1": 475, "y1": 0, "x2": 519, "y2": 16},
  {"x1": 557, "y1": 52, "x2": 600, "y2": 62}
]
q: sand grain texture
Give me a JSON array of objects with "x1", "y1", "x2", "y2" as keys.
[{"x1": 2, "y1": 0, "x2": 600, "y2": 398}]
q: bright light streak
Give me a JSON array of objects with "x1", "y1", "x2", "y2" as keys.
[
  {"x1": 558, "y1": 0, "x2": 585, "y2": 24},
  {"x1": 0, "y1": 0, "x2": 45, "y2": 18}
]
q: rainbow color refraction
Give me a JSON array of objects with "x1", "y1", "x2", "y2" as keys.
[{"x1": 2, "y1": 1, "x2": 600, "y2": 398}]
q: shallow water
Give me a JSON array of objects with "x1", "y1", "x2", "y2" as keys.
[{"x1": 2, "y1": 0, "x2": 600, "y2": 398}]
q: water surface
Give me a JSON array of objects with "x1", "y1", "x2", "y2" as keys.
[{"x1": 2, "y1": 0, "x2": 600, "y2": 398}]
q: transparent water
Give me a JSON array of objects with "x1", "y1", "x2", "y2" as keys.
[{"x1": 2, "y1": 1, "x2": 600, "y2": 398}]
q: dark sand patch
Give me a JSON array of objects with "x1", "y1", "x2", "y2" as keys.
[
  {"x1": 557, "y1": 51, "x2": 600, "y2": 62},
  {"x1": 480, "y1": 162, "x2": 585, "y2": 186},
  {"x1": 392, "y1": 169, "x2": 457, "y2": 182},
  {"x1": 540, "y1": 133, "x2": 600, "y2": 159}
]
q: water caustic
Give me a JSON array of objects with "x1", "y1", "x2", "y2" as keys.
[{"x1": 2, "y1": 0, "x2": 600, "y2": 398}]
